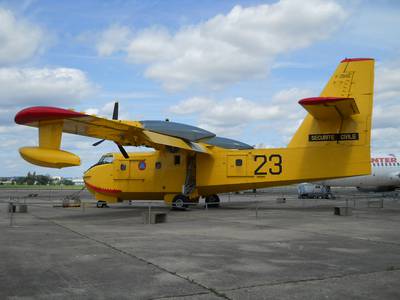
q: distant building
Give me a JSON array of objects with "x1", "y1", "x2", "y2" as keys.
[
  {"x1": 71, "y1": 178, "x2": 84, "y2": 185},
  {"x1": 0, "y1": 178, "x2": 13, "y2": 185},
  {"x1": 52, "y1": 176, "x2": 62, "y2": 182}
]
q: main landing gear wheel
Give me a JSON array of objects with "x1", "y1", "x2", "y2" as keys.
[
  {"x1": 205, "y1": 194, "x2": 220, "y2": 208},
  {"x1": 172, "y1": 195, "x2": 189, "y2": 210},
  {"x1": 96, "y1": 201, "x2": 108, "y2": 208}
]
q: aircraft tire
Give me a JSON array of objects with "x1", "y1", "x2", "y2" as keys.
[
  {"x1": 205, "y1": 194, "x2": 220, "y2": 208},
  {"x1": 172, "y1": 195, "x2": 188, "y2": 210},
  {"x1": 96, "y1": 201, "x2": 108, "y2": 208}
]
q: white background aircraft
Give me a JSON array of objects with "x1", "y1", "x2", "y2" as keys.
[{"x1": 319, "y1": 154, "x2": 400, "y2": 192}]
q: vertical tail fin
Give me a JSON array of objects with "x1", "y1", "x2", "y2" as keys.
[{"x1": 288, "y1": 58, "x2": 374, "y2": 150}]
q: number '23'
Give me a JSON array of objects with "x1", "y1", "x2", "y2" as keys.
[{"x1": 254, "y1": 154, "x2": 282, "y2": 175}]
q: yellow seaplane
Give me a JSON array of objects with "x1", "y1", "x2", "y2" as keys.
[{"x1": 15, "y1": 58, "x2": 374, "y2": 209}]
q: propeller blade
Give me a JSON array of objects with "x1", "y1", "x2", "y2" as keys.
[
  {"x1": 93, "y1": 102, "x2": 121, "y2": 150},
  {"x1": 92, "y1": 139, "x2": 105, "y2": 146},
  {"x1": 115, "y1": 142, "x2": 129, "y2": 159},
  {"x1": 112, "y1": 101, "x2": 119, "y2": 120}
]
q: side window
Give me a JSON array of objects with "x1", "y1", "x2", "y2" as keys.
[
  {"x1": 155, "y1": 162, "x2": 162, "y2": 169},
  {"x1": 235, "y1": 159, "x2": 243, "y2": 166},
  {"x1": 174, "y1": 155, "x2": 181, "y2": 165}
]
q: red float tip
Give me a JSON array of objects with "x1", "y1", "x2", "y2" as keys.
[{"x1": 15, "y1": 106, "x2": 85, "y2": 125}]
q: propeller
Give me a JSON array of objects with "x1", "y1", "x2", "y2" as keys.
[
  {"x1": 92, "y1": 139, "x2": 105, "y2": 146},
  {"x1": 116, "y1": 143, "x2": 129, "y2": 158},
  {"x1": 92, "y1": 101, "x2": 129, "y2": 159}
]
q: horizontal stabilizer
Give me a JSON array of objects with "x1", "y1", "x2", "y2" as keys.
[{"x1": 299, "y1": 97, "x2": 359, "y2": 120}]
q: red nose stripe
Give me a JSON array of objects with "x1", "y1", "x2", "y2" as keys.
[
  {"x1": 15, "y1": 106, "x2": 86, "y2": 124},
  {"x1": 85, "y1": 181, "x2": 121, "y2": 195}
]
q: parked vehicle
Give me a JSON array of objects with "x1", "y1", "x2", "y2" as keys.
[{"x1": 297, "y1": 183, "x2": 333, "y2": 199}]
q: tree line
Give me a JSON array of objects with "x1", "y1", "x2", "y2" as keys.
[{"x1": 1, "y1": 172, "x2": 75, "y2": 185}]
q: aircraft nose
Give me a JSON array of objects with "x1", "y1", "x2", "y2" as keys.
[{"x1": 83, "y1": 168, "x2": 94, "y2": 185}]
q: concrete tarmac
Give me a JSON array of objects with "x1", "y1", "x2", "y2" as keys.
[{"x1": 1, "y1": 188, "x2": 400, "y2": 299}]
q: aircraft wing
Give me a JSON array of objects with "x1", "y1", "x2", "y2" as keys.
[{"x1": 14, "y1": 106, "x2": 211, "y2": 154}]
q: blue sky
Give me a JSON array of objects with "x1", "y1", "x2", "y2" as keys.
[{"x1": 1, "y1": 0, "x2": 400, "y2": 177}]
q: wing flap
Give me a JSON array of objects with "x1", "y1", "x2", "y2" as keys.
[{"x1": 143, "y1": 131, "x2": 210, "y2": 154}]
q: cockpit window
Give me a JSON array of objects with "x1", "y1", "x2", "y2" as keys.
[
  {"x1": 99, "y1": 154, "x2": 114, "y2": 164},
  {"x1": 85, "y1": 154, "x2": 114, "y2": 172}
]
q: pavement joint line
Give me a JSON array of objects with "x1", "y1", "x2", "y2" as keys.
[
  {"x1": 221, "y1": 267, "x2": 400, "y2": 292},
  {"x1": 28, "y1": 211, "x2": 231, "y2": 300},
  {"x1": 150, "y1": 291, "x2": 213, "y2": 300}
]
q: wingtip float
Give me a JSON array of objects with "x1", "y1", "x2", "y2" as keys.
[
  {"x1": 15, "y1": 106, "x2": 85, "y2": 168},
  {"x1": 19, "y1": 147, "x2": 81, "y2": 168}
]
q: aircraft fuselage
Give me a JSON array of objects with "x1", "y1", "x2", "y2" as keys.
[{"x1": 84, "y1": 144, "x2": 371, "y2": 205}]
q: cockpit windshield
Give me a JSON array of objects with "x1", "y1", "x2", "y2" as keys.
[
  {"x1": 98, "y1": 154, "x2": 114, "y2": 164},
  {"x1": 86, "y1": 154, "x2": 114, "y2": 172}
]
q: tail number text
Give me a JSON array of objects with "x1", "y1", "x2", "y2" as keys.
[{"x1": 254, "y1": 154, "x2": 282, "y2": 175}]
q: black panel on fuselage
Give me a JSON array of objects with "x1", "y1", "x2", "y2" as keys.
[{"x1": 140, "y1": 120, "x2": 215, "y2": 142}]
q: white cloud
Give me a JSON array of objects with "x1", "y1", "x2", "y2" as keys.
[
  {"x1": 98, "y1": 0, "x2": 346, "y2": 90},
  {"x1": 363, "y1": 61, "x2": 400, "y2": 152},
  {"x1": 169, "y1": 97, "x2": 214, "y2": 114},
  {"x1": 272, "y1": 87, "x2": 312, "y2": 120},
  {"x1": 372, "y1": 127, "x2": 400, "y2": 153},
  {"x1": 272, "y1": 87, "x2": 312, "y2": 104},
  {"x1": 0, "y1": 8, "x2": 46, "y2": 65},
  {"x1": 373, "y1": 104, "x2": 400, "y2": 129},
  {"x1": 0, "y1": 124, "x2": 28, "y2": 134},
  {"x1": 169, "y1": 85, "x2": 313, "y2": 141},
  {"x1": 96, "y1": 24, "x2": 131, "y2": 56},
  {"x1": 0, "y1": 67, "x2": 96, "y2": 107},
  {"x1": 170, "y1": 95, "x2": 290, "y2": 136},
  {"x1": 203, "y1": 98, "x2": 281, "y2": 127},
  {"x1": 375, "y1": 64, "x2": 400, "y2": 102}
]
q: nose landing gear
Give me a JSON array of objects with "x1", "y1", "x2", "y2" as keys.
[
  {"x1": 96, "y1": 201, "x2": 109, "y2": 208},
  {"x1": 172, "y1": 194, "x2": 189, "y2": 210}
]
